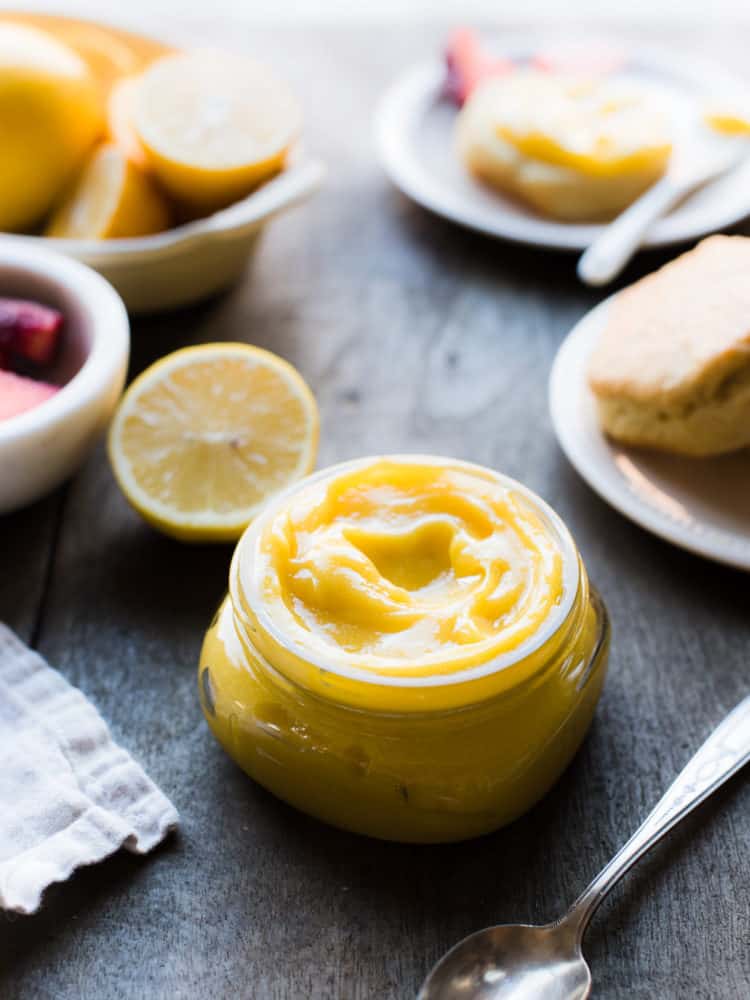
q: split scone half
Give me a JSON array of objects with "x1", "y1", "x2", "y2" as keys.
[
  {"x1": 588, "y1": 235, "x2": 750, "y2": 457},
  {"x1": 456, "y1": 71, "x2": 671, "y2": 222}
]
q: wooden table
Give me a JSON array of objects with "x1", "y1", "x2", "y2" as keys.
[{"x1": 2, "y1": 23, "x2": 749, "y2": 1000}]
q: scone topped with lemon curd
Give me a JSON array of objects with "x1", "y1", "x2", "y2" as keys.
[
  {"x1": 588, "y1": 235, "x2": 750, "y2": 457},
  {"x1": 457, "y1": 70, "x2": 671, "y2": 221}
]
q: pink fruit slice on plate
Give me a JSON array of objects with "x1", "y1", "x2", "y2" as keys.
[
  {"x1": 0, "y1": 369, "x2": 60, "y2": 421},
  {"x1": 0, "y1": 299, "x2": 63, "y2": 366},
  {"x1": 443, "y1": 28, "x2": 514, "y2": 106}
]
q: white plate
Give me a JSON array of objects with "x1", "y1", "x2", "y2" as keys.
[
  {"x1": 375, "y1": 40, "x2": 750, "y2": 251},
  {"x1": 549, "y1": 296, "x2": 750, "y2": 570}
]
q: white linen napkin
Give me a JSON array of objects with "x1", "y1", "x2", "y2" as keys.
[{"x1": 0, "y1": 624, "x2": 178, "y2": 915}]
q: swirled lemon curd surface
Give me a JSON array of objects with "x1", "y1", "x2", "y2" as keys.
[{"x1": 243, "y1": 459, "x2": 567, "y2": 677}]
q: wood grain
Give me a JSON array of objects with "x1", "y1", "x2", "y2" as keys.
[{"x1": 1, "y1": 22, "x2": 749, "y2": 1000}]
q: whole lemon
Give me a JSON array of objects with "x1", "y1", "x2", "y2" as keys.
[{"x1": 0, "y1": 23, "x2": 103, "y2": 232}]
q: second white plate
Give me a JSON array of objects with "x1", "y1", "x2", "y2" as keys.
[
  {"x1": 375, "y1": 40, "x2": 750, "y2": 251},
  {"x1": 549, "y1": 297, "x2": 750, "y2": 571}
]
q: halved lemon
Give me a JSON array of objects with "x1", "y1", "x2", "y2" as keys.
[
  {"x1": 46, "y1": 142, "x2": 170, "y2": 239},
  {"x1": 132, "y1": 49, "x2": 301, "y2": 210},
  {"x1": 108, "y1": 343, "x2": 319, "y2": 542}
]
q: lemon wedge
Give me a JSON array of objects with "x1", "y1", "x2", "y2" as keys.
[
  {"x1": 0, "y1": 22, "x2": 103, "y2": 231},
  {"x1": 108, "y1": 344, "x2": 319, "y2": 542},
  {"x1": 46, "y1": 142, "x2": 170, "y2": 239},
  {"x1": 107, "y1": 76, "x2": 150, "y2": 166},
  {"x1": 132, "y1": 49, "x2": 301, "y2": 210}
]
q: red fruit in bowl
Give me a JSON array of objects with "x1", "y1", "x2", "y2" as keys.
[
  {"x1": 0, "y1": 298, "x2": 63, "y2": 366},
  {"x1": 0, "y1": 369, "x2": 60, "y2": 421},
  {"x1": 443, "y1": 28, "x2": 514, "y2": 106}
]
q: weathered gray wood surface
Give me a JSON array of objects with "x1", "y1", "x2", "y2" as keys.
[{"x1": 1, "y1": 22, "x2": 749, "y2": 1000}]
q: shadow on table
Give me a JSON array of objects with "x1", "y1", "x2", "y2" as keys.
[
  {"x1": 0, "y1": 834, "x2": 181, "y2": 969},
  {"x1": 382, "y1": 178, "x2": 750, "y2": 308},
  {"x1": 383, "y1": 180, "x2": 683, "y2": 296},
  {"x1": 583, "y1": 773, "x2": 750, "y2": 955}
]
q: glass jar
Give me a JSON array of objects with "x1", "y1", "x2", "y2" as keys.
[{"x1": 199, "y1": 457, "x2": 610, "y2": 843}]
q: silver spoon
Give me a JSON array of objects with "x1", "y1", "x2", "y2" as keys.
[
  {"x1": 418, "y1": 694, "x2": 750, "y2": 1000},
  {"x1": 577, "y1": 128, "x2": 747, "y2": 287}
]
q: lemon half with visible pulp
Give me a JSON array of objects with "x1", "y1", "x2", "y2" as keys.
[
  {"x1": 108, "y1": 344, "x2": 319, "y2": 542},
  {"x1": 132, "y1": 49, "x2": 301, "y2": 210},
  {"x1": 46, "y1": 143, "x2": 170, "y2": 239}
]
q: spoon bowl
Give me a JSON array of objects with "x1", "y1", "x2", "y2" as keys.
[{"x1": 418, "y1": 922, "x2": 590, "y2": 1000}]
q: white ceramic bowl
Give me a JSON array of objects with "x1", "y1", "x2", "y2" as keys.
[
  {"x1": 7, "y1": 160, "x2": 325, "y2": 314},
  {"x1": 0, "y1": 240, "x2": 130, "y2": 513}
]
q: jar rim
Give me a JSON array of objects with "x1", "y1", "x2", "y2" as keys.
[{"x1": 230, "y1": 455, "x2": 581, "y2": 693}]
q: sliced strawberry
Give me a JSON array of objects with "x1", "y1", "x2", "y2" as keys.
[
  {"x1": 0, "y1": 369, "x2": 59, "y2": 421},
  {"x1": 443, "y1": 27, "x2": 514, "y2": 106},
  {"x1": 0, "y1": 299, "x2": 63, "y2": 367}
]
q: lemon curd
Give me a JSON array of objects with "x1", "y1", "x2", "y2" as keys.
[
  {"x1": 199, "y1": 457, "x2": 610, "y2": 842},
  {"x1": 492, "y1": 74, "x2": 670, "y2": 177},
  {"x1": 704, "y1": 106, "x2": 750, "y2": 137}
]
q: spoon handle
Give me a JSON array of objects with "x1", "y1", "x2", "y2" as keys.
[
  {"x1": 563, "y1": 694, "x2": 750, "y2": 937},
  {"x1": 576, "y1": 176, "x2": 682, "y2": 287}
]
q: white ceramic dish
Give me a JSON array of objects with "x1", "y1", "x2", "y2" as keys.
[
  {"x1": 375, "y1": 40, "x2": 750, "y2": 251},
  {"x1": 0, "y1": 240, "x2": 129, "y2": 513},
  {"x1": 8, "y1": 160, "x2": 325, "y2": 315},
  {"x1": 549, "y1": 296, "x2": 750, "y2": 571}
]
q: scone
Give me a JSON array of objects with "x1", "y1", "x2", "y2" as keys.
[
  {"x1": 456, "y1": 70, "x2": 671, "y2": 222},
  {"x1": 588, "y1": 235, "x2": 750, "y2": 457}
]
